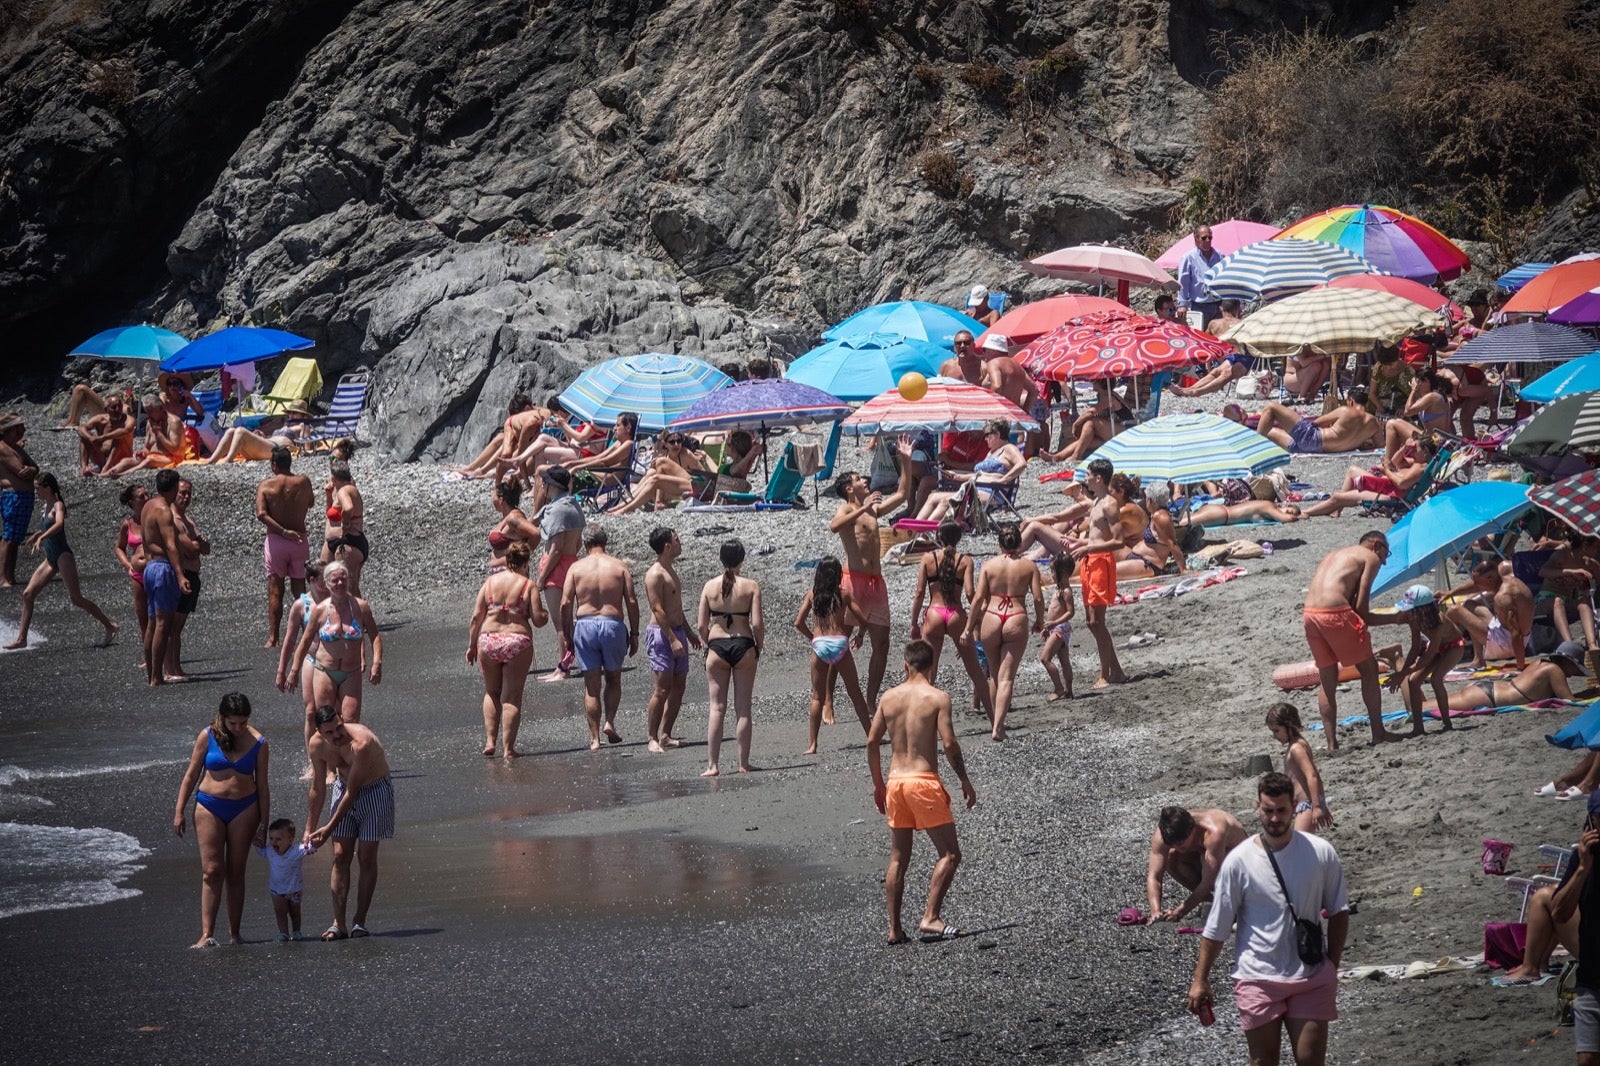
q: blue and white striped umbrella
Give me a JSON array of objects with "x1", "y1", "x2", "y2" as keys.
[
  {"x1": 1442, "y1": 322, "x2": 1600, "y2": 366},
  {"x1": 1518, "y1": 353, "x2": 1600, "y2": 403},
  {"x1": 1073, "y1": 412, "x2": 1289, "y2": 483},
  {"x1": 1497, "y1": 262, "x2": 1554, "y2": 293},
  {"x1": 785, "y1": 332, "x2": 947, "y2": 401},
  {"x1": 823, "y1": 301, "x2": 986, "y2": 348},
  {"x1": 558, "y1": 353, "x2": 733, "y2": 433},
  {"x1": 1202, "y1": 238, "x2": 1380, "y2": 302}
]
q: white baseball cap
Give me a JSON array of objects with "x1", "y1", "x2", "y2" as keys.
[{"x1": 967, "y1": 284, "x2": 990, "y2": 308}]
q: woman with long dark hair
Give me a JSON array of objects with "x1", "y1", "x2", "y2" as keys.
[
  {"x1": 697, "y1": 539, "x2": 763, "y2": 776},
  {"x1": 794, "y1": 555, "x2": 870, "y2": 754},
  {"x1": 966, "y1": 522, "x2": 1044, "y2": 742},
  {"x1": 908, "y1": 520, "x2": 992, "y2": 722}
]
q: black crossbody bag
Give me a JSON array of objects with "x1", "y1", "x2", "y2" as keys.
[{"x1": 1262, "y1": 834, "x2": 1325, "y2": 967}]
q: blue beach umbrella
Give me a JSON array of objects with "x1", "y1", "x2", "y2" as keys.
[
  {"x1": 1443, "y1": 322, "x2": 1600, "y2": 367},
  {"x1": 1519, "y1": 354, "x2": 1600, "y2": 404},
  {"x1": 1497, "y1": 262, "x2": 1554, "y2": 293},
  {"x1": 1074, "y1": 412, "x2": 1290, "y2": 484},
  {"x1": 558, "y1": 353, "x2": 733, "y2": 433},
  {"x1": 1372, "y1": 482, "x2": 1534, "y2": 597},
  {"x1": 1547, "y1": 702, "x2": 1600, "y2": 750},
  {"x1": 785, "y1": 332, "x2": 947, "y2": 402},
  {"x1": 1202, "y1": 238, "x2": 1381, "y2": 302},
  {"x1": 69, "y1": 325, "x2": 190, "y2": 363},
  {"x1": 160, "y1": 326, "x2": 315, "y2": 374},
  {"x1": 823, "y1": 301, "x2": 986, "y2": 349}
]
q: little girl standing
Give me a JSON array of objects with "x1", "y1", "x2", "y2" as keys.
[
  {"x1": 1040, "y1": 555, "x2": 1076, "y2": 701},
  {"x1": 1266, "y1": 703, "x2": 1333, "y2": 832}
]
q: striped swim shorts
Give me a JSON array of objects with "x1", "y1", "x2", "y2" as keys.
[{"x1": 329, "y1": 775, "x2": 395, "y2": 842}]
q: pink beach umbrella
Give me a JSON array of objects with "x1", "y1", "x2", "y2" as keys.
[{"x1": 1154, "y1": 220, "x2": 1279, "y2": 269}]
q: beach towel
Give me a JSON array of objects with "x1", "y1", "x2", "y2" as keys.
[
  {"x1": 1310, "y1": 699, "x2": 1587, "y2": 731},
  {"x1": 1340, "y1": 954, "x2": 1483, "y2": 982}
]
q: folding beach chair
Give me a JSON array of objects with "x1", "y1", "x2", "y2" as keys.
[
  {"x1": 300, "y1": 371, "x2": 369, "y2": 451},
  {"x1": 236, "y1": 357, "x2": 324, "y2": 425},
  {"x1": 715, "y1": 441, "x2": 808, "y2": 510},
  {"x1": 573, "y1": 439, "x2": 646, "y2": 514}
]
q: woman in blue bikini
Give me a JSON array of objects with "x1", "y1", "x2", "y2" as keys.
[
  {"x1": 290, "y1": 560, "x2": 383, "y2": 723},
  {"x1": 794, "y1": 556, "x2": 870, "y2": 755},
  {"x1": 173, "y1": 692, "x2": 270, "y2": 948}
]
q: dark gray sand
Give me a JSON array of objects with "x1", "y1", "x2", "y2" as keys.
[{"x1": 0, "y1": 400, "x2": 1581, "y2": 1063}]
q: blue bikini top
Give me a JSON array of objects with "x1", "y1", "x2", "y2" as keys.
[{"x1": 205, "y1": 732, "x2": 263, "y2": 775}]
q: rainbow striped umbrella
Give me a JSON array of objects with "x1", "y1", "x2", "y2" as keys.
[
  {"x1": 1018, "y1": 311, "x2": 1233, "y2": 381},
  {"x1": 1075, "y1": 412, "x2": 1289, "y2": 483},
  {"x1": 558, "y1": 353, "x2": 733, "y2": 432},
  {"x1": 839, "y1": 377, "x2": 1038, "y2": 436},
  {"x1": 1275, "y1": 204, "x2": 1470, "y2": 284}
]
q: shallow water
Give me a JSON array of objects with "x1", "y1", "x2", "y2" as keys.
[{"x1": 0, "y1": 821, "x2": 150, "y2": 919}]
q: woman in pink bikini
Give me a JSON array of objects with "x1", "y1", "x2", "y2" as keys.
[
  {"x1": 467, "y1": 541, "x2": 546, "y2": 758},
  {"x1": 487, "y1": 478, "x2": 539, "y2": 574},
  {"x1": 115, "y1": 483, "x2": 150, "y2": 668},
  {"x1": 965, "y1": 522, "x2": 1045, "y2": 741},
  {"x1": 908, "y1": 520, "x2": 992, "y2": 724}
]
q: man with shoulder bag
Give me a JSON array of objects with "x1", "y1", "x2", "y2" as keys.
[
  {"x1": 1551, "y1": 791, "x2": 1600, "y2": 1065},
  {"x1": 1187, "y1": 771, "x2": 1350, "y2": 1066}
]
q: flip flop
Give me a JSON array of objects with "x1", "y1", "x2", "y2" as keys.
[
  {"x1": 349, "y1": 924, "x2": 370, "y2": 938},
  {"x1": 321, "y1": 925, "x2": 346, "y2": 941},
  {"x1": 918, "y1": 925, "x2": 962, "y2": 941},
  {"x1": 1534, "y1": 782, "x2": 1560, "y2": 797},
  {"x1": 1557, "y1": 787, "x2": 1588, "y2": 801}
]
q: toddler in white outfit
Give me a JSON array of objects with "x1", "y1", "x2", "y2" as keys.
[{"x1": 258, "y1": 818, "x2": 317, "y2": 941}]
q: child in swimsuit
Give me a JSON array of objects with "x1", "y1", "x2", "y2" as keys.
[
  {"x1": 794, "y1": 556, "x2": 871, "y2": 755},
  {"x1": 257, "y1": 817, "x2": 318, "y2": 941},
  {"x1": 1040, "y1": 555, "x2": 1076, "y2": 701},
  {"x1": 1388, "y1": 584, "x2": 1465, "y2": 735},
  {"x1": 1266, "y1": 703, "x2": 1333, "y2": 832}
]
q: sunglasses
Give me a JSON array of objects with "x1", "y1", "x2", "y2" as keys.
[{"x1": 954, "y1": 340, "x2": 975, "y2": 348}]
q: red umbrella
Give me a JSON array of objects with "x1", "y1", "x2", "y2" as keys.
[
  {"x1": 1504, "y1": 260, "x2": 1600, "y2": 315},
  {"x1": 1323, "y1": 275, "x2": 1464, "y2": 319},
  {"x1": 1154, "y1": 220, "x2": 1279, "y2": 269},
  {"x1": 976, "y1": 295, "x2": 1131, "y2": 348},
  {"x1": 1018, "y1": 311, "x2": 1234, "y2": 381}
]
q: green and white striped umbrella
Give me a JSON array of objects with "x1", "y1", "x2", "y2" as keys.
[
  {"x1": 1222, "y1": 288, "x2": 1445, "y2": 357},
  {"x1": 1074, "y1": 412, "x2": 1289, "y2": 483},
  {"x1": 558, "y1": 353, "x2": 733, "y2": 432}
]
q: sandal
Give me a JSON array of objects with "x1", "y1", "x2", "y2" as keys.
[
  {"x1": 1556, "y1": 786, "x2": 1587, "y2": 801},
  {"x1": 321, "y1": 925, "x2": 347, "y2": 941},
  {"x1": 1534, "y1": 781, "x2": 1560, "y2": 798}
]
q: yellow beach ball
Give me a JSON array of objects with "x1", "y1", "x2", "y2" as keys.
[{"x1": 898, "y1": 372, "x2": 928, "y2": 402}]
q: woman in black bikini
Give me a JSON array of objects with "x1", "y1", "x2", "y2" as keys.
[
  {"x1": 908, "y1": 520, "x2": 992, "y2": 722},
  {"x1": 696, "y1": 539, "x2": 763, "y2": 776},
  {"x1": 322, "y1": 459, "x2": 368, "y2": 595},
  {"x1": 966, "y1": 522, "x2": 1044, "y2": 742}
]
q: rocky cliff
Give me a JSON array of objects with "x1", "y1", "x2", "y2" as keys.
[{"x1": 2, "y1": 0, "x2": 1415, "y2": 459}]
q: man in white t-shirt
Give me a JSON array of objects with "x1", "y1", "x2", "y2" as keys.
[{"x1": 1188, "y1": 772, "x2": 1349, "y2": 1066}]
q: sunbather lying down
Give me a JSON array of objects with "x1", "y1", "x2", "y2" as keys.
[{"x1": 1431, "y1": 646, "x2": 1591, "y2": 712}]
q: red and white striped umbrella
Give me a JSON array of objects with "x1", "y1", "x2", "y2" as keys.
[
  {"x1": 1018, "y1": 311, "x2": 1235, "y2": 381},
  {"x1": 838, "y1": 377, "x2": 1038, "y2": 436}
]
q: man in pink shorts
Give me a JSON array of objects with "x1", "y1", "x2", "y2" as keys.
[
  {"x1": 256, "y1": 446, "x2": 315, "y2": 648},
  {"x1": 1188, "y1": 772, "x2": 1348, "y2": 1066}
]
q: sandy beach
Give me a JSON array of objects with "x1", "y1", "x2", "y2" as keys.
[{"x1": 0, "y1": 398, "x2": 1586, "y2": 1064}]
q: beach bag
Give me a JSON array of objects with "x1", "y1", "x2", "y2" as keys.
[
  {"x1": 1236, "y1": 372, "x2": 1263, "y2": 399},
  {"x1": 1263, "y1": 835, "x2": 1325, "y2": 967},
  {"x1": 1481, "y1": 839, "x2": 1514, "y2": 876},
  {"x1": 1179, "y1": 521, "x2": 1207, "y2": 556}
]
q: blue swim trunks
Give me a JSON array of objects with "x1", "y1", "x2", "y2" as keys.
[
  {"x1": 144, "y1": 558, "x2": 181, "y2": 615},
  {"x1": 1, "y1": 490, "x2": 34, "y2": 543},
  {"x1": 572, "y1": 615, "x2": 628, "y2": 673},
  {"x1": 1288, "y1": 419, "x2": 1324, "y2": 455}
]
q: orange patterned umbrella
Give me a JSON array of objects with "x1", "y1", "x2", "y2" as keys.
[{"x1": 1017, "y1": 311, "x2": 1234, "y2": 381}]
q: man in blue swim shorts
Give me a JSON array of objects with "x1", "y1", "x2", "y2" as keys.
[
  {"x1": 560, "y1": 525, "x2": 640, "y2": 751},
  {"x1": 643, "y1": 527, "x2": 700, "y2": 754},
  {"x1": 0, "y1": 413, "x2": 39, "y2": 588},
  {"x1": 140, "y1": 469, "x2": 193, "y2": 687},
  {"x1": 1254, "y1": 388, "x2": 1380, "y2": 457}
]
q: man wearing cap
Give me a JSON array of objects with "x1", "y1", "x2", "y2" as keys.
[
  {"x1": 1177, "y1": 224, "x2": 1224, "y2": 328},
  {"x1": 1432, "y1": 640, "x2": 1592, "y2": 713},
  {"x1": 533, "y1": 465, "x2": 586, "y2": 681},
  {"x1": 0, "y1": 414, "x2": 39, "y2": 587},
  {"x1": 964, "y1": 285, "x2": 999, "y2": 328}
]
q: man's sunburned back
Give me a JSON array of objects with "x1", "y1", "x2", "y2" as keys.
[
  {"x1": 878, "y1": 679, "x2": 950, "y2": 775},
  {"x1": 570, "y1": 553, "x2": 627, "y2": 617},
  {"x1": 141, "y1": 497, "x2": 175, "y2": 561},
  {"x1": 261, "y1": 473, "x2": 314, "y2": 533},
  {"x1": 646, "y1": 562, "x2": 688, "y2": 627},
  {"x1": 1196, "y1": 808, "x2": 1248, "y2": 853},
  {"x1": 1306, "y1": 545, "x2": 1370, "y2": 610}
]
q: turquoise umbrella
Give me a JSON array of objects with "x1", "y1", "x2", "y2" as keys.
[
  {"x1": 558, "y1": 353, "x2": 733, "y2": 433},
  {"x1": 1520, "y1": 354, "x2": 1600, "y2": 404},
  {"x1": 785, "y1": 332, "x2": 947, "y2": 402},
  {"x1": 1372, "y1": 482, "x2": 1533, "y2": 596},
  {"x1": 1073, "y1": 412, "x2": 1289, "y2": 483},
  {"x1": 823, "y1": 301, "x2": 986, "y2": 348},
  {"x1": 70, "y1": 325, "x2": 190, "y2": 363}
]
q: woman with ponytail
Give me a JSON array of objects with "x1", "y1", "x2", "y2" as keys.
[
  {"x1": 908, "y1": 520, "x2": 992, "y2": 722},
  {"x1": 697, "y1": 539, "x2": 763, "y2": 776},
  {"x1": 966, "y1": 522, "x2": 1044, "y2": 741},
  {"x1": 794, "y1": 555, "x2": 870, "y2": 754}
]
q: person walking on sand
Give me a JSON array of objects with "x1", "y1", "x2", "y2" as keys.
[
  {"x1": 1265, "y1": 704, "x2": 1334, "y2": 833},
  {"x1": 140, "y1": 469, "x2": 191, "y2": 687},
  {"x1": 697, "y1": 539, "x2": 764, "y2": 776},
  {"x1": 1303, "y1": 531, "x2": 1403, "y2": 750},
  {"x1": 560, "y1": 525, "x2": 639, "y2": 751},
  {"x1": 1145, "y1": 806, "x2": 1248, "y2": 925},
  {"x1": 966, "y1": 521, "x2": 1045, "y2": 741},
  {"x1": 907, "y1": 520, "x2": 994, "y2": 724},
  {"x1": 466, "y1": 541, "x2": 544, "y2": 759},
  {"x1": 321, "y1": 460, "x2": 367, "y2": 596},
  {"x1": 166, "y1": 478, "x2": 210, "y2": 681},
  {"x1": 0, "y1": 413, "x2": 40, "y2": 588},
  {"x1": 795, "y1": 556, "x2": 872, "y2": 754},
  {"x1": 643, "y1": 527, "x2": 700, "y2": 753},
  {"x1": 256, "y1": 446, "x2": 315, "y2": 648},
  {"x1": 867, "y1": 639, "x2": 977, "y2": 943},
  {"x1": 1070, "y1": 458, "x2": 1127, "y2": 688},
  {"x1": 306, "y1": 706, "x2": 394, "y2": 940},
  {"x1": 290, "y1": 560, "x2": 383, "y2": 724},
  {"x1": 1188, "y1": 772, "x2": 1349, "y2": 1066},
  {"x1": 830, "y1": 470, "x2": 909, "y2": 706},
  {"x1": 3, "y1": 473, "x2": 118, "y2": 650}
]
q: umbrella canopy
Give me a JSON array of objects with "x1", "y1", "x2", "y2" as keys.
[
  {"x1": 1022, "y1": 245, "x2": 1175, "y2": 289},
  {"x1": 839, "y1": 377, "x2": 1037, "y2": 436},
  {"x1": 1441, "y1": 321, "x2": 1600, "y2": 366},
  {"x1": 1154, "y1": 221, "x2": 1279, "y2": 269},
  {"x1": 1074, "y1": 412, "x2": 1290, "y2": 483},
  {"x1": 160, "y1": 326, "x2": 314, "y2": 374},
  {"x1": 1503, "y1": 260, "x2": 1600, "y2": 315},
  {"x1": 823, "y1": 300, "x2": 986, "y2": 348},
  {"x1": 1323, "y1": 275, "x2": 1463, "y2": 319},
  {"x1": 976, "y1": 295, "x2": 1130, "y2": 347},
  {"x1": 667, "y1": 378, "x2": 850, "y2": 432},
  {"x1": 1550, "y1": 287, "x2": 1600, "y2": 326},
  {"x1": 1531, "y1": 468, "x2": 1600, "y2": 539},
  {"x1": 69, "y1": 325, "x2": 190, "y2": 363},
  {"x1": 1546, "y1": 702, "x2": 1600, "y2": 750},
  {"x1": 1274, "y1": 204, "x2": 1470, "y2": 284},
  {"x1": 1504, "y1": 391, "x2": 1600, "y2": 457},
  {"x1": 1018, "y1": 311, "x2": 1233, "y2": 381},
  {"x1": 1498, "y1": 263, "x2": 1554, "y2": 293},
  {"x1": 1516, "y1": 353, "x2": 1600, "y2": 404},
  {"x1": 558, "y1": 353, "x2": 733, "y2": 432},
  {"x1": 1221, "y1": 288, "x2": 1444, "y2": 357},
  {"x1": 1202, "y1": 238, "x2": 1381, "y2": 302},
  {"x1": 785, "y1": 332, "x2": 947, "y2": 402},
  {"x1": 1372, "y1": 482, "x2": 1534, "y2": 596}
]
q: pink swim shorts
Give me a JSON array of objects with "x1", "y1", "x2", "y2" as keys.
[
  {"x1": 264, "y1": 532, "x2": 309, "y2": 579},
  {"x1": 1233, "y1": 961, "x2": 1338, "y2": 1031}
]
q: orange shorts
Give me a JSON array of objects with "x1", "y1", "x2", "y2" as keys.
[
  {"x1": 1081, "y1": 551, "x2": 1116, "y2": 607},
  {"x1": 885, "y1": 772, "x2": 954, "y2": 831},
  {"x1": 843, "y1": 569, "x2": 891, "y2": 628},
  {"x1": 1303, "y1": 606, "x2": 1372, "y2": 669}
]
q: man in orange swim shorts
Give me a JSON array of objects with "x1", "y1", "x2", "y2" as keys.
[
  {"x1": 867, "y1": 640, "x2": 977, "y2": 944},
  {"x1": 1303, "y1": 531, "x2": 1403, "y2": 751},
  {"x1": 1071, "y1": 458, "x2": 1127, "y2": 688}
]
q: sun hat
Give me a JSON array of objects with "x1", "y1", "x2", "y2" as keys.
[
  {"x1": 1553, "y1": 640, "x2": 1594, "y2": 677},
  {"x1": 542, "y1": 466, "x2": 573, "y2": 491},
  {"x1": 981, "y1": 333, "x2": 1010, "y2": 354},
  {"x1": 1395, "y1": 584, "x2": 1435, "y2": 611},
  {"x1": 966, "y1": 284, "x2": 990, "y2": 308}
]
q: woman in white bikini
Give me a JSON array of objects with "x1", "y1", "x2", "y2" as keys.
[{"x1": 794, "y1": 556, "x2": 870, "y2": 755}]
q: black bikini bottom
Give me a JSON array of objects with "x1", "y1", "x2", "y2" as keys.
[{"x1": 708, "y1": 636, "x2": 758, "y2": 668}]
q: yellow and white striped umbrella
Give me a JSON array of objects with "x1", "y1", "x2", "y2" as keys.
[{"x1": 1222, "y1": 288, "x2": 1445, "y2": 357}]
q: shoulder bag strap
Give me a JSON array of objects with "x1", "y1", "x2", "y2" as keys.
[{"x1": 1261, "y1": 833, "x2": 1301, "y2": 923}]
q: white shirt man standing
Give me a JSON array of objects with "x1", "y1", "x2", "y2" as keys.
[{"x1": 1177, "y1": 224, "x2": 1224, "y2": 328}]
